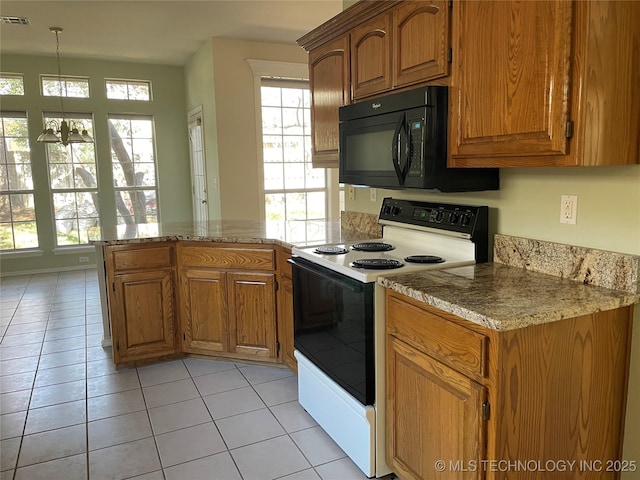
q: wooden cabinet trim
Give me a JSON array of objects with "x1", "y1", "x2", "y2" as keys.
[
  {"x1": 178, "y1": 245, "x2": 275, "y2": 270},
  {"x1": 297, "y1": 0, "x2": 401, "y2": 51},
  {"x1": 109, "y1": 244, "x2": 173, "y2": 272},
  {"x1": 387, "y1": 292, "x2": 487, "y2": 379}
]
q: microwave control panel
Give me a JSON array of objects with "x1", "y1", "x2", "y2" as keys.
[{"x1": 407, "y1": 117, "x2": 424, "y2": 177}]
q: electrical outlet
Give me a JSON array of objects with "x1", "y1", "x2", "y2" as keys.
[
  {"x1": 560, "y1": 195, "x2": 578, "y2": 225},
  {"x1": 347, "y1": 185, "x2": 355, "y2": 200},
  {"x1": 79, "y1": 256, "x2": 89, "y2": 263},
  {"x1": 370, "y1": 188, "x2": 377, "y2": 202}
]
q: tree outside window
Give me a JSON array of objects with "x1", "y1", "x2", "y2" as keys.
[
  {"x1": 45, "y1": 112, "x2": 100, "y2": 245},
  {"x1": 261, "y1": 80, "x2": 330, "y2": 244},
  {"x1": 108, "y1": 115, "x2": 159, "y2": 238},
  {"x1": 0, "y1": 112, "x2": 37, "y2": 250}
]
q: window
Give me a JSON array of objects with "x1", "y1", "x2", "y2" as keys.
[
  {"x1": 0, "y1": 74, "x2": 24, "y2": 96},
  {"x1": 45, "y1": 112, "x2": 100, "y2": 246},
  {"x1": 0, "y1": 112, "x2": 38, "y2": 250},
  {"x1": 41, "y1": 75, "x2": 90, "y2": 98},
  {"x1": 106, "y1": 79, "x2": 151, "y2": 101},
  {"x1": 108, "y1": 115, "x2": 159, "y2": 237},
  {"x1": 261, "y1": 80, "x2": 335, "y2": 244}
]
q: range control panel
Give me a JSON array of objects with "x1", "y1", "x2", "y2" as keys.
[{"x1": 378, "y1": 197, "x2": 489, "y2": 240}]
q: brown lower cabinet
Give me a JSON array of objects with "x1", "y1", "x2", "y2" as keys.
[
  {"x1": 105, "y1": 243, "x2": 177, "y2": 364},
  {"x1": 105, "y1": 241, "x2": 292, "y2": 368},
  {"x1": 386, "y1": 289, "x2": 633, "y2": 480}
]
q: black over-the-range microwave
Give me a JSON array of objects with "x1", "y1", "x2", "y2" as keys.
[{"x1": 338, "y1": 86, "x2": 499, "y2": 192}]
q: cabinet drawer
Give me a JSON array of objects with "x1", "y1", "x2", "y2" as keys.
[
  {"x1": 110, "y1": 245, "x2": 173, "y2": 272},
  {"x1": 387, "y1": 293, "x2": 487, "y2": 378},
  {"x1": 180, "y1": 246, "x2": 275, "y2": 270}
]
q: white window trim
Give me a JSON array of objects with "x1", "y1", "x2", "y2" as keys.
[{"x1": 246, "y1": 60, "x2": 309, "y2": 220}]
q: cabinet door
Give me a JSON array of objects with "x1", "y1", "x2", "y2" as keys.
[
  {"x1": 111, "y1": 269, "x2": 175, "y2": 363},
  {"x1": 308, "y1": 35, "x2": 350, "y2": 168},
  {"x1": 228, "y1": 272, "x2": 278, "y2": 360},
  {"x1": 449, "y1": 0, "x2": 573, "y2": 166},
  {"x1": 180, "y1": 268, "x2": 229, "y2": 355},
  {"x1": 351, "y1": 12, "x2": 392, "y2": 100},
  {"x1": 387, "y1": 336, "x2": 485, "y2": 480},
  {"x1": 277, "y1": 275, "x2": 296, "y2": 372},
  {"x1": 393, "y1": 0, "x2": 451, "y2": 88}
]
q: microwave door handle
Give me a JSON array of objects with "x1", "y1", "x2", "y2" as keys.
[
  {"x1": 402, "y1": 124, "x2": 412, "y2": 181},
  {"x1": 392, "y1": 113, "x2": 405, "y2": 186}
]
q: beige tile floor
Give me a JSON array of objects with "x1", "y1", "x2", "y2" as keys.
[{"x1": 0, "y1": 269, "x2": 371, "y2": 480}]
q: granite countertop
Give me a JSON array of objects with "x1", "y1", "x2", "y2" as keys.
[
  {"x1": 90, "y1": 218, "x2": 378, "y2": 249},
  {"x1": 378, "y1": 262, "x2": 640, "y2": 331}
]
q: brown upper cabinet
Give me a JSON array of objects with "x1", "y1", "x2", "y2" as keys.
[
  {"x1": 350, "y1": 12, "x2": 392, "y2": 99},
  {"x1": 299, "y1": 1, "x2": 451, "y2": 168},
  {"x1": 448, "y1": 0, "x2": 640, "y2": 167},
  {"x1": 308, "y1": 35, "x2": 350, "y2": 168},
  {"x1": 392, "y1": 1, "x2": 451, "y2": 89},
  {"x1": 299, "y1": 0, "x2": 639, "y2": 168}
]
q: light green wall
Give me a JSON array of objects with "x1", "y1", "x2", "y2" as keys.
[
  {"x1": 0, "y1": 54, "x2": 191, "y2": 274},
  {"x1": 184, "y1": 38, "x2": 221, "y2": 220}
]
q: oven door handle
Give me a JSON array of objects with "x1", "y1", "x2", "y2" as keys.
[{"x1": 288, "y1": 256, "x2": 369, "y2": 293}]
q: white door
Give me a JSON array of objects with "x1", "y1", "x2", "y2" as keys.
[{"x1": 188, "y1": 108, "x2": 208, "y2": 230}]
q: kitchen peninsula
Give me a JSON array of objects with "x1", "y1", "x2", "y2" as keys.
[{"x1": 92, "y1": 215, "x2": 380, "y2": 369}]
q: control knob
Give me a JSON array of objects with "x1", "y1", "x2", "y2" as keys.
[
  {"x1": 391, "y1": 206, "x2": 401, "y2": 215},
  {"x1": 450, "y1": 212, "x2": 459, "y2": 224},
  {"x1": 461, "y1": 214, "x2": 471, "y2": 227},
  {"x1": 434, "y1": 210, "x2": 444, "y2": 223}
]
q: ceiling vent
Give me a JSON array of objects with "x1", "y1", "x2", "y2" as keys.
[{"x1": 1, "y1": 16, "x2": 31, "y2": 25}]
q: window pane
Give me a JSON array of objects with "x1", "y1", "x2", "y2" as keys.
[
  {"x1": 283, "y1": 137, "x2": 304, "y2": 163},
  {"x1": 264, "y1": 164, "x2": 284, "y2": 190},
  {"x1": 45, "y1": 113, "x2": 99, "y2": 246},
  {"x1": 42, "y1": 76, "x2": 89, "y2": 98},
  {"x1": 283, "y1": 163, "x2": 305, "y2": 189},
  {"x1": 262, "y1": 107, "x2": 282, "y2": 135},
  {"x1": 261, "y1": 87, "x2": 281, "y2": 107},
  {"x1": 0, "y1": 113, "x2": 37, "y2": 250},
  {"x1": 261, "y1": 81, "x2": 331, "y2": 244},
  {"x1": 282, "y1": 108, "x2": 304, "y2": 135},
  {"x1": 263, "y1": 136, "x2": 283, "y2": 163},
  {"x1": 106, "y1": 81, "x2": 128, "y2": 99},
  {"x1": 65, "y1": 80, "x2": 90, "y2": 98},
  {"x1": 0, "y1": 75, "x2": 25, "y2": 95},
  {"x1": 106, "y1": 79, "x2": 151, "y2": 101},
  {"x1": 53, "y1": 192, "x2": 99, "y2": 246},
  {"x1": 128, "y1": 82, "x2": 150, "y2": 101},
  {"x1": 115, "y1": 189, "x2": 157, "y2": 224},
  {"x1": 109, "y1": 116, "x2": 159, "y2": 226}
]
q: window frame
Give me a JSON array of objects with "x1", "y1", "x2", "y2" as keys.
[
  {"x1": 108, "y1": 113, "x2": 160, "y2": 238},
  {"x1": 105, "y1": 78, "x2": 152, "y2": 101},
  {"x1": 40, "y1": 74, "x2": 90, "y2": 98},
  {"x1": 247, "y1": 59, "x2": 342, "y2": 244},
  {"x1": 0, "y1": 110, "x2": 39, "y2": 251},
  {"x1": 44, "y1": 111, "x2": 100, "y2": 247},
  {"x1": 0, "y1": 74, "x2": 25, "y2": 96}
]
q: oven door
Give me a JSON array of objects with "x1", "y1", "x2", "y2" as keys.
[{"x1": 289, "y1": 256, "x2": 375, "y2": 405}]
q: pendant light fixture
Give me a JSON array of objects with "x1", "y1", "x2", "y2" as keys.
[{"x1": 36, "y1": 27, "x2": 93, "y2": 146}]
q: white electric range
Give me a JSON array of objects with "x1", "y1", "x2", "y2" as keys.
[{"x1": 290, "y1": 197, "x2": 490, "y2": 477}]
